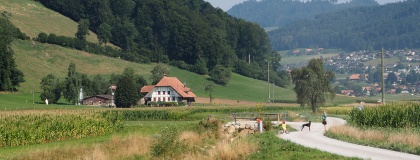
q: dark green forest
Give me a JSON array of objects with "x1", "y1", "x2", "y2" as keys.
[
  {"x1": 37, "y1": 0, "x2": 290, "y2": 87},
  {"x1": 227, "y1": 0, "x2": 378, "y2": 27},
  {"x1": 268, "y1": 0, "x2": 420, "y2": 51}
]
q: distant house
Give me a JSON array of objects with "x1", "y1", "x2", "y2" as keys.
[
  {"x1": 349, "y1": 74, "x2": 368, "y2": 81},
  {"x1": 140, "y1": 74, "x2": 196, "y2": 106},
  {"x1": 82, "y1": 95, "x2": 113, "y2": 106},
  {"x1": 341, "y1": 90, "x2": 354, "y2": 96}
]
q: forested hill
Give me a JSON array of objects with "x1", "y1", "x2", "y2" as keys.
[
  {"x1": 37, "y1": 0, "x2": 275, "y2": 81},
  {"x1": 227, "y1": 0, "x2": 378, "y2": 27},
  {"x1": 268, "y1": 0, "x2": 420, "y2": 51}
]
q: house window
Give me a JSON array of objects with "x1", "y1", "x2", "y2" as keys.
[
  {"x1": 153, "y1": 97, "x2": 156, "y2": 102},
  {"x1": 163, "y1": 91, "x2": 166, "y2": 95},
  {"x1": 159, "y1": 97, "x2": 161, "y2": 101},
  {"x1": 163, "y1": 97, "x2": 166, "y2": 102},
  {"x1": 167, "y1": 97, "x2": 170, "y2": 101},
  {"x1": 158, "y1": 91, "x2": 161, "y2": 95},
  {"x1": 168, "y1": 91, "x2": 171, "y2": 95},
  {"x1": 172, "y1": 97, "x2": 175, "y2": 101}
]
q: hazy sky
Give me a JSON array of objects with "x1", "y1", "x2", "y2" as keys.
[{"x1": 204, "y1": 0, "x2": 404, "y2": 11}]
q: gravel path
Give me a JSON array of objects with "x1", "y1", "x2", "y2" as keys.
[{"x1": 276, "y1": 117, "x2": 420, "y2": 160}]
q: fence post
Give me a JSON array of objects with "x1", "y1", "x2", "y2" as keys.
[{"x1": 233, "y1": 113, "x2": 236, "y2": 124}]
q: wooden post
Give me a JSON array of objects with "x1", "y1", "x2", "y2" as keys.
[{"x1": 277, "y1": 114, "x2": 280, "y2": 124}]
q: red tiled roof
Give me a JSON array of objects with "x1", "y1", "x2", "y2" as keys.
[
  {"x1": 140, "y1": 85, "x2": 155, "y2": 93},
  {"x1": 156, "y1": 76, "x2": 196, "y2": 98},
  {"x1": 349, "y1": 74, "x2": 360, "y2": 80}
]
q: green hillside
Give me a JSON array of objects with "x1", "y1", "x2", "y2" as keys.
[
  {"x1": 0, "y1": 0, "x2": 98, "y2": 43},
  {"x1": 0, "y1": 0, "x2": 297, "y2": 103}
]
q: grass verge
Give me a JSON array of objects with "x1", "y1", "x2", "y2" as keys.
[
  {"x1": 326, "y1": 125, "x2": 420, "y2": 155},
  {"x1": 247, "y1": 131, "x2": 360, "y2": 160}
]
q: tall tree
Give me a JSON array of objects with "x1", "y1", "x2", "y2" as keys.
[
  {"x1": 91, "y1": 74, "x2": 108, "y2": 95},
  {"x1": 204, "y1": 82, "x2": 215, "y2": 104},
  {"x1": 291, "y1": 59, "x2": 335, "y2": 113},
  {"x1": 75, "y1": 19, "x2": 90, "y2": 41},
  {"x1": 0, "y1": 17, "x2": 25, "y2": 91},
  {"x1": 63, "y1": 63, "x2": 80, "y2": 104},
  {"x1": 115, "y1": 75, "x2": 138, "y2": 108},
  {"x1": 97, "y1": 22, "x2": 112, "y2": 45},
  {"x1": 385, "y1": 72, "x2": 398, "y2": 84},
  {"x1": 40, "y1": 74, "x2": 60, "y2": 103}
]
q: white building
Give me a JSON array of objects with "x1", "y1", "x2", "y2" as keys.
[{"x1": 140, "y1": 75, "x2": 196, "y2": 106}]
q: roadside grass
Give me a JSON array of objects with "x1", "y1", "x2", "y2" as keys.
[
  {"x1": 326, "y1": 125, "x2": 420, "y2": 155},
  {"x1": 247, "y1": 131, "x2": 361, "y2": 160}
]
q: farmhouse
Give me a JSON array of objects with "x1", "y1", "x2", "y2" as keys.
[
  {"x1": 82, "y1": 95, "x2": 113, "y2": 106},
  {"x1": 140, "y1": 74, "x2": 196, "y2": 106}
]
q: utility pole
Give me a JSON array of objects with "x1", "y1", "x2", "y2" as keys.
[
  {"x1": 268, "y1": 61, "x2": 270, "y2": 102},
  {"x1": 381, "y1": 48, "x2": 385, "y2": 105},
  {"x1": 32, "y1": 85, "x2": 34, "y2": 107},
  {"x1": 272, "y1": 83, "x2": 274, "y2": 103}
]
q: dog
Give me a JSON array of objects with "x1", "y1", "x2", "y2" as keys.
[{"x1": 301, "y1": 121, "x2": 311, "y2": 131}]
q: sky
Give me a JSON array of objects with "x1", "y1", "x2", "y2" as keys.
[{"x1": 204, "y1": 0, "x2": 404, "y2": 11}]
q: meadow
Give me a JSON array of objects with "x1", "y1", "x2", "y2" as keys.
[{"x1": 0, "y1": 101, "x2": 360, "y2": 160}]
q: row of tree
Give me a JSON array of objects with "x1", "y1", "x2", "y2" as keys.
[
  {"x1": 36, "y1": 0, "x2": 290, "y2": 87},
  {"x1": 268, "y1": 0, "x2": 420, "y2": 51},
  {"x1": 40, "y1": 63, "x2": 147, "y2": 107},
  {"x1": 0, "y1": 14, "x2": 27, "y2": 91},
  {"x1": 228, "y1": 0, "x2": 378, "y2": 27}
]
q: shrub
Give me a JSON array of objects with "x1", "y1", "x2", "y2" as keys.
[{"x1": 151, "y1": 126, "x2": 186, "y2": 159}]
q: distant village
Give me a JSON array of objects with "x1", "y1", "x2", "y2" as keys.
[{"x1": 283, "y1": 48, "x2": 420, "y2": 97}]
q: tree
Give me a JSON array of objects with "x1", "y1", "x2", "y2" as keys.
[
  {"x1": 0, "y1": 17, "x2": 25, "y2": 91},
  {"x1": 40, "y1": 74, "x2": 61, "y2": 103},
  {"x1": 75, "y1": 19, "x2": 90, "y2": 41},
  {"x1": 91, "y1": 74, "x2": 108, "y2": 95},
  {"x1": 291, "y1": 59, "x2": 335, "y2": 113},
  {"x1": 97, "y1": 22, "x2": 112, "y2": 45},
  {"x1": 204, "y1": 82, "x2": 215, "y2": 104},
  {"x1": 114, "y1": 75, "x2": 138, "y2": 108},
  {"x1": 352, "y1": 85, "x2": 363, "y2": 97},
  {"x1": 150, "y1": 64, "x2": 169, "y2": 85},
  {"x1": 63, "y1": 63, "x2": 80, "y2": 104},
  {"x1": 385, "y1": 72, "x2": 398, "y2": 84},
  {"x1": 209, "y1": 65, "x2": 231, "y2": 86}
]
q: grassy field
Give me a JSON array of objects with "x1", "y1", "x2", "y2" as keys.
[
  {"x1": 279, "y1": 52, "x2": 338, "y2": 65},
  {"x1": 0, "y1": 0, "x2": 98, "y2": 43},
  {"x1": 0, "y1": 107, "x2": 359, "y2": 160}
]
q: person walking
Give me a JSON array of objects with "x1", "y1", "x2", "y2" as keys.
[{"x1": 322, "y1": 110, "x2": 327, "y2": 131}]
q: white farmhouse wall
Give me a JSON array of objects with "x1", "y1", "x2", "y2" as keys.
[{"x1": 150, "y1": 86, "x2": 181, "y2": 102}]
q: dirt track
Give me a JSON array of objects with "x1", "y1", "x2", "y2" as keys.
[
  {"x1": 194, "y1": 97, "x2": 299, "y2": 107},
  {"x1": 277, "y1": 118, "x2": 420, "y2": 160}
]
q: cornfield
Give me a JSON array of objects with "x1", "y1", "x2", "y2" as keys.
[
  {"x1": 320, "y1": 106, "x2": 354, "y2": 115},
  {"x1": 349, "y1": 103, "x2": 420, "y2": 128},
  {"x1": 0, "y1": 110, "x2": 123, "y2": 147}
]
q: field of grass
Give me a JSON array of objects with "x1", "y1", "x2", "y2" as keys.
[
  {"x1": 12, "y1": 39, "x2": 155, "y2": 93},
  {"x1": 0, "y1": 0, "x2": 98, "y2": 43},
  {"x1": 279, "y1": 53, "x2": 338, "y2": 65}
]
